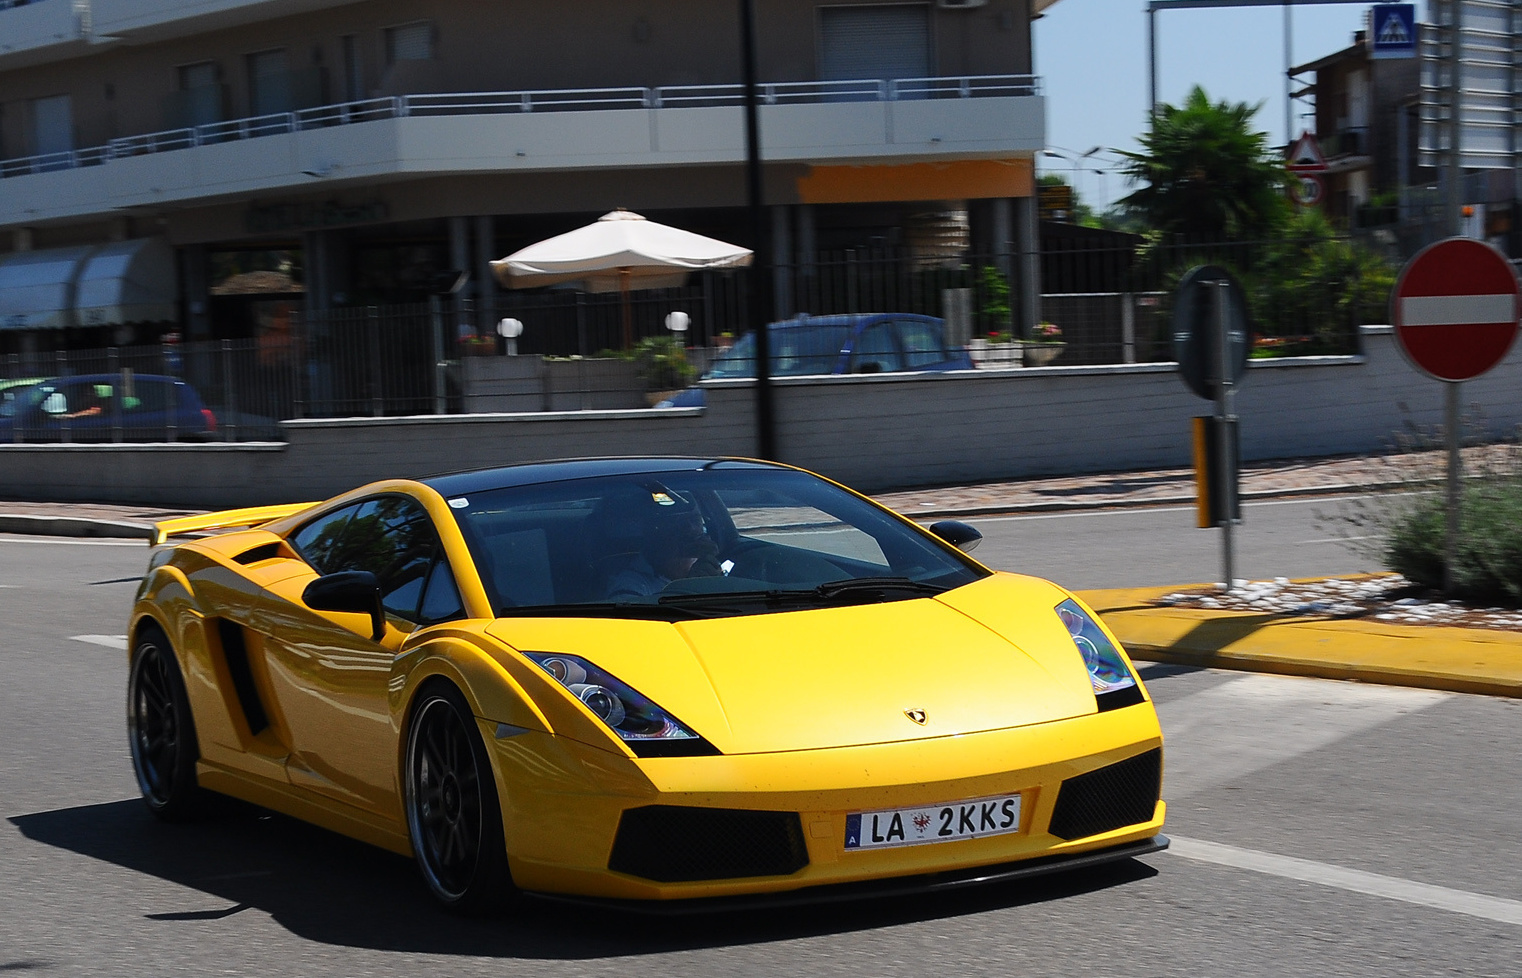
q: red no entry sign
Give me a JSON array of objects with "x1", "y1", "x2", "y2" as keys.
[{"x1": 1392, "y1": 237, "x2": 1521, "y2": 382}]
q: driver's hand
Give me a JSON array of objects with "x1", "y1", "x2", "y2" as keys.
[{"x1": 685, "y1": 538, "x2": 722, "y2": 578}]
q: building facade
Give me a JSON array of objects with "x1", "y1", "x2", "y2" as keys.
[{"x1": 0, "y1": 0, "x2": 1052, "y2": 355}]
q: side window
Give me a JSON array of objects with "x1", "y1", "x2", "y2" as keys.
[
  {"x1": 418, "y1": 556, "x2": 465, "y2": 625},
  {"x1": 332, "y1": 496, "x2": 442, "y2": 625},
  {"x1": 291, "y1": 503, "x2": 363, "y2": 575},
  {"x1": 898, "y1": 320, "x2": 947, "y2": 369},
  {"x1": 849, "y1": 322, "x2": 903, "y2": 374}
]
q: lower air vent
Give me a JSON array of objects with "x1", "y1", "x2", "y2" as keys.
[
  {"x1": 216, "y1": 619, "x2": 269, "y2": 736},
  {"x1": 1047, "y1": 748, "x2": 1161, "y2": 841},
  {"x1": 609, "y1": 806, "x2": 808, "y2": 883}
]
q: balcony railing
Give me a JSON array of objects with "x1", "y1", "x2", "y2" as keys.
[{"x1": 0, "y1": 74, "x2": 1040, "y2": 179}]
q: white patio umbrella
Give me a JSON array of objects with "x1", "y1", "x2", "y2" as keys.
[{"x1": 491, "y1": 209, "x2": 752, "y2": 348}]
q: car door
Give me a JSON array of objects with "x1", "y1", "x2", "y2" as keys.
[
  {"x1": 253, "y1": 494, "x2": 465, "y2": 817},
  {"x1": 897, "y1": 317, "x2": 956, "y2": 370},
  {"x1": 23, "y1": 379, "x2": 113, "y2": 442},
  {"x1": 848, "y1": 320, "x2": 904, "y2": 374}
]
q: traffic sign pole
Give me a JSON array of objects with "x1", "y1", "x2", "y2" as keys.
[
  {"x1": 1445, "y1": 381, "x2": 1461, "y2": 594},
  {"x1": 1215, "y1": 280, "x2": 1237, "y2": 592},
  {"x1": 1391, "y1": 236, "x2": 1522, "y2": 595}
]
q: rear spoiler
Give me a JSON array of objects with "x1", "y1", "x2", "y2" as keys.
[{"x1": 152, "y1": 502, "x2": 316, "y2": 546}]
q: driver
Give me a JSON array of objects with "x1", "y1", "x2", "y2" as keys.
[{"x1": 605, "y1": 489, "x2": 721, "y2": 599}]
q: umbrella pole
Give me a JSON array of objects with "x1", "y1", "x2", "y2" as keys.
[{"x1": 620, "y1": 268, "x2": 633, "y2": 350}]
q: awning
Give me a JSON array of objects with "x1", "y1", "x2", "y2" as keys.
[
  {"x1": 0, "y1": 245, "x2": 97, "y2": 331},
  {"x1": 0, "y1": 238, "x2": 178, "y2": 331},
  {"x1": 74, "y1": 238, "x2": 179, "y2": 326}
]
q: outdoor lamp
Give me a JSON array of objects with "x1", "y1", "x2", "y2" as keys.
[
  {"x1": 665, "y1": 311, "x2": 691, "y2": 333},
  {"x1": 497, "y1": 317, "x2": 524, "y2": 356}
]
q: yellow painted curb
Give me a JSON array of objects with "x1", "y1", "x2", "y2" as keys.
[{"x1": 1077, "y1": 584, "x2": 1522, "y2": 698}]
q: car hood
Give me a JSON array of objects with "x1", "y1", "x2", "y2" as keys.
[{"x1": 485, "y1": 573, "x2": 1098, "y2": 755}]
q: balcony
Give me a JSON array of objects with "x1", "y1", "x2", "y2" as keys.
[
  {"x1": 0, "y1": 76, "x2": 1044, "y2": 228},
  {"x1": 0, "y1": 0, "x2": 89, "y2": 69}
]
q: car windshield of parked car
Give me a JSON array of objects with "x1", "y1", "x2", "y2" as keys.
[
  {"x1": 704, "y1": 325, "x2": 850, "y2": 380},
  {"x1": 446, "y1": 465, "x2": 986, "y2": 618}
]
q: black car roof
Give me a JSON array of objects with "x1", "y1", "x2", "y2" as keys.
[{"x1": 420, "y1": 457, "x2": 780, "y2": 496}]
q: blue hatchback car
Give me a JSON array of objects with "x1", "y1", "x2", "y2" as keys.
[
  {"x1": 0, "y1": 373, "x2": 217, "y2": 442},
  {"x1": 660, "y1": 313, "x2": 973, "y2": 407}
]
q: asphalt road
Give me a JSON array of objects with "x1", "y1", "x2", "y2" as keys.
[
  {"x1": 960, "y1": 496, "x2": 1388, "y2": 590},
  {"x1": 2, "y1": 515, "x2": 1518, "y2": 977}
]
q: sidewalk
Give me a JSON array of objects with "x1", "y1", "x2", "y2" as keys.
[{"x1": 3, "y1": 451, "x2": 1516, "y2": 698}]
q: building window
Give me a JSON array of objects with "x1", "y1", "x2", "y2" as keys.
[
  {"x1": 175, "y1": 62, "x2": 222, "y2": 128},
  {"x1": 28, "y1": 94, "x2": 73, "y2": 160},
  {"x1": 342, "y1": 34, "x2": 365, "y2": 101},
  {"x1": 818, "y1": 4, "x2": 931, "y2": 83},
  {"x1": 248, "y1": 48, "x2": 291, "y2": 116},
  {"x1": 385, "y1": 21, "x2": 433, "y2": 65}
]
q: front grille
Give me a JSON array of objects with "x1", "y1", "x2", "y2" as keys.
[
  {"x1": 609, "y1": 806, "x2": 809, "y2": 883},
  {"x1": 1047, "y1": 748, "x2": 1161, "y2": 841}
]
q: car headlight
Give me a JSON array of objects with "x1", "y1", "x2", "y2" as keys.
[
  {"x1": 1055, "y1": 599, "x2": 1141, "y2": 705},
  {"x1": 526, "y1": 653, "x2": 716, "y2": 756}
]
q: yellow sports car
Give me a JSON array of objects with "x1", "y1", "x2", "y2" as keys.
[{"x1": 128, "y1": 457, "x2": 1165, "y2": 911}]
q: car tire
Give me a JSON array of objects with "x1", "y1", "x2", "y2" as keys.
[
  {"x1": 127, "y1": 625, "x2": 210, "y2": 821},
  {"x1": 403, "y1": 681, "x2": 514, "y2": 914}
]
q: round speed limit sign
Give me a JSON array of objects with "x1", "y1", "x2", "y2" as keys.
[{"x1": 1292, "y1": 174, "x2": 1324, "y2": 206}]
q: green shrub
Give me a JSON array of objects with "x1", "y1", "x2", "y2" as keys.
[
  {"x1": 629, "y1": 335, "x2": 696, "y2": 391},
  {"x1": 1386, "y1": 477, "x2": 1522, "y2": 606}
]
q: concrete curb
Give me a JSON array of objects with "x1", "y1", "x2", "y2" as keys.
[
  {"x1": 1079, "y1": 584, "x2": 1522, "y2": 699},
  {"x1": 898, "y1": 481, "x2": 1385, "y2": 520},
  {"x1": 0, "y1": 515, "x2": 154, "y2": 540}
]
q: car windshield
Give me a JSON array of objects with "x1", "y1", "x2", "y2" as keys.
[
  {"x1": 0, "y1": 381, "x2": 53, "y2": 418},
  {"x1": 704, "y1": 325, "x2": 851, "y2": 379},
  {"x1": 445, "y1": 463, "x2": 986, "y2": 619}
]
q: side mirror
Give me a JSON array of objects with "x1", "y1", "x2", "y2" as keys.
[
  {"x1": 303, "y1": 570, "x2": 385, "y2": 641},
  {"x1": 929, "y1": 520, "x2": 982, "y2": 554}
]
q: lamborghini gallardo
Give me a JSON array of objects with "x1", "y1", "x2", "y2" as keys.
[{"x1": 128, "y1": 457, "x2": 1166, "y2": 911}]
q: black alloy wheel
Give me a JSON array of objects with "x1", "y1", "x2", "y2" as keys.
[
  {"x1": 127, "y1": 626, "x2": 206, "y2": 820},
  {"x1": 404, "y1": 682, "x2": 511, "y2": 913}
]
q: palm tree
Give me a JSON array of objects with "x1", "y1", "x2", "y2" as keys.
[{"x1": 1118, "y1": 86, "x2": 1289, "y2": 242}]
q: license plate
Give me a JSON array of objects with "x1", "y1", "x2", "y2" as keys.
[{"x1": 844, "y1": 793, "x2": 1022, "y2": 851}]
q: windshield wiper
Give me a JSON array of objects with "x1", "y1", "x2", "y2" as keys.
[
  {"x1": 497, "y1": 602, "x2": 712, "y2": 621},
  {"x1": 813, "y1": 576, "x2": 947, "y2": 599}
]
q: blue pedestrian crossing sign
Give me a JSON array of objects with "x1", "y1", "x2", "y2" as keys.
[{"x1": 1370, "y1": 4, "x2": 1416, "y2": 60}]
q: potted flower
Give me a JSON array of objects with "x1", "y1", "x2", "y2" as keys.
[{"x1": 1024, "y1": 322, "x2": 1064, "y2": 366}]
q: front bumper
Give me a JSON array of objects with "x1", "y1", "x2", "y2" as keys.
[{"x1": 485, "y1": 701, "x2": 1165, "y2": 901}]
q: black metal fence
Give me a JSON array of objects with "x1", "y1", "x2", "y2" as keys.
[{"x1": 0, "y1": 236, "x2": 1387, "y2": 440}]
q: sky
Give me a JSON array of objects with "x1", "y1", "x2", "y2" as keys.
[{"x1": 1034, "y1": 0, "x2": 1373, "y2": 208}]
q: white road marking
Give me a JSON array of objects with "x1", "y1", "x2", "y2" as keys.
[
  {"x1": 1156, "y1": 673, "x2": 1450, "y2": 799},
  {"x1": 1400, "y1": 293, "x2": 1516, "y2": 327},
  {"x1": 0, "y1": 535, "x2": 144, "y2": 547},
  {"x1": 1294, "y1": 535, "x2": 1377, "y2": 544},
  {"x1": 71, "y1": 634, "x2": 128, "y2": 650},
  {"x1": 1169, "y1": 836, "x2": 1522, "y2": 927},
  {"x1": 961, "y1": 495, "x2": 1384, "y2": 525}
]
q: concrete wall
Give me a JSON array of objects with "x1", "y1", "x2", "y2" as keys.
[{"x1": 3, "y1": 326, "x2": 1518, "y2": 509}]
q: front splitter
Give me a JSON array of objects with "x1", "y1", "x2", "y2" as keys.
[{"x1": 525, "y1": 834, "x2": 1170, "y2": 915}]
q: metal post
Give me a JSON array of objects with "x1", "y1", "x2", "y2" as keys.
[
  {"x1": 108, "y1": 347, "x2": 122, "y2": 443},
  {"x1": 369, "y1": 324, "x2": 384, "y2": 417},
  {"x1": 1122, "y1": 293, "x2": 1136, "y2": 364},
  {"x1": 1444, "y1": 380, "x2": 1461, "y2": 594},
  {"x1": 430, "y1": 295, "x2": 447, "y2": 415},
  {"x1": 1148, "y1": 6, "x2": 1158, "y2": 122},
  {"x1": 221, "y1": 339, "x2": 238, "y2": 442},
  {"x1": 1283, "y1": 1, "x2": 1293, "y2": 146},
  {"x1": 1216, "y1": 280, "x2": 1237, "y2": 592},
  {"x1": 740, "y1": 0, "x2": 776, "y2": 461},
  {"x1": 1446, "y1": 0, "x2": 1464, "y2": 236}
]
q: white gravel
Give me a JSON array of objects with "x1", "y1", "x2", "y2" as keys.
[{"x1": 1154, "y1": 575, "x2": 1522, "y2": 632}]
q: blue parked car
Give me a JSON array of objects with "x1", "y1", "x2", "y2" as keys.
[
  {"x1": 659, "y1": 313, "x2": 973, "y2": 407},
  {"x1": 0, "y1": 374, "x2": 218, "y2": 442}
]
